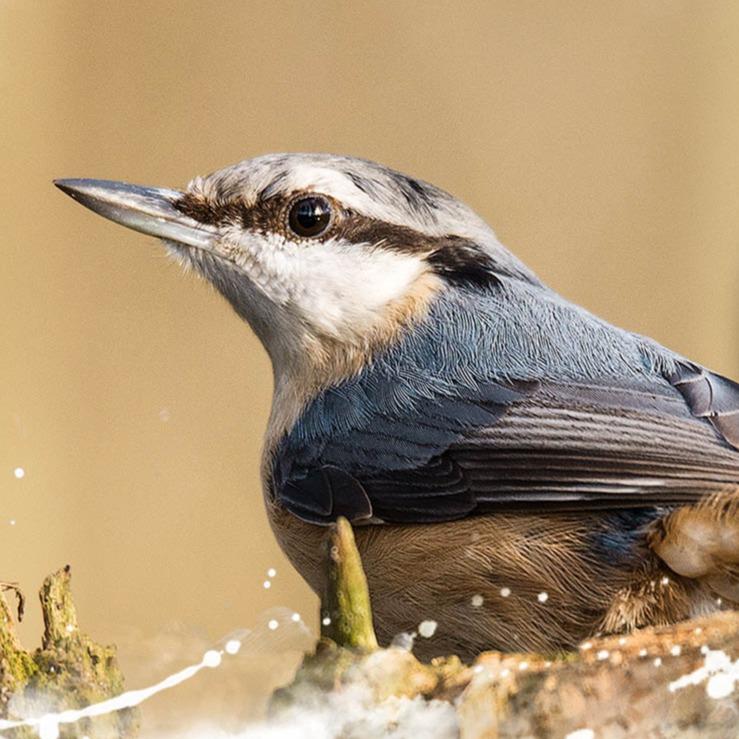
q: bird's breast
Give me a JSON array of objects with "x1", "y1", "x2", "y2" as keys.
[{"x1": 263, "y1": 501, "x2": 695, "y2": 660}]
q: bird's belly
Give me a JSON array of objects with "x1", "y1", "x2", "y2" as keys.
[{"x1": 265, "y1": 502, "x2": 707, "y2": 662}]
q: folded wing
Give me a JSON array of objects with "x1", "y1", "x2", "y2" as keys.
[{"x1": 278, "y1": 367, "x2": 739, "y2": 525}]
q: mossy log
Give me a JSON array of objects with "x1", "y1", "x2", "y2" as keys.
[
  {"x1": 272, "y1": 517, "x2": 739, "y2": 738},
  {"x1": 0, "y1": 566, "x2": 137, "y2": 738}
]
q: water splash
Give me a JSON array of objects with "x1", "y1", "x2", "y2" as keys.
[
  {"x1": 669, "y1": 649, "x2": 738, "y2": 699},
  {"x1": 0, "y1": 612, "x2": 310, "y2": 738}
]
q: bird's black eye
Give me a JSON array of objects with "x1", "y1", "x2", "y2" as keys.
[{"x1": 288, "y1": 196, "x2": 332, "y2": 238}]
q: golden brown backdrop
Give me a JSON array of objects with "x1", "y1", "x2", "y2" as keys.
[{"x1": 2, "y1": 1, "x2": 738, "y2": 733}]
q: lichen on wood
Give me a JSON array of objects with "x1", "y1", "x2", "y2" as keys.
[
  {"x1": 0, "y1": 586, "x2": 37, "y2": 719},
  {"x1": 0, "y1": 565, "x2": 138, "y2": 738}
]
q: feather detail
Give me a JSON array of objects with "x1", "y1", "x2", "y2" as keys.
[
  {"x1": 648, "y1": 492, "x2": 739, "y2": 602},
  {"x1": 280, "y1": 465, "x2": 373, "y2": 524},
  {"x1": 666, "y1": 360, "x2": 739, "y2": 450}
]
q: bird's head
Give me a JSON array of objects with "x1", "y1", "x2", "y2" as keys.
[{"x1": 55, "y1": 154, "x2": 538, "y2": 391}]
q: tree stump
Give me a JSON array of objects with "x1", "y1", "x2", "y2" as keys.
[{"x1": 0, "y1": 566, "x2": 138, "y2": 738}]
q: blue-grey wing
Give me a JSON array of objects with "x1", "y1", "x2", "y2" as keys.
[
  {"x1": 276, "y1": 378, "x2": 537, "y2": 523},
  {"x1": 276, "y1": 361, "x2": 739, "y2": 525},
  {"x1": 667, "y1": 360, "x2": 739, "y2": 448},
  {"x1": 457, "y1": 366, "x2": 739, "y2": 513}
]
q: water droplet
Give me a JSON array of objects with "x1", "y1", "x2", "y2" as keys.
[
  {"x1": 263, "y1": 580, "x2": 271, "y2": 589},
  {"x1": 391, "y1": 632, "x2": 415, "y2": 650},
  {"x1": 418, "y1": 620, "x2": 437, "y2": 638},
  {"x1": 203, "y1": 650, "x2": 222, "y2": 668},
  {"x1": 597, "y1": 650, "x2": 609, "y2": 660},
  {"x1": 224, "y1": 640, "x2": 241, "y2": 655},
  {"x1": 291, "y1": 612, "x2": 301, "y2": 622},
  {"x1": 268, "y1": 619, "x2": 279, "y2": 630},
  {"x1": 321, "y1": 616, "x2": 331, "y2": 626},
  {"x1": 653, "y1": 657, "x2": 662, "y2": 667},
  {"x1": 670, "y1": 645, "x2": 681, "y2": 657},
  {"x1": 706, "y1": 672, "x2": 734, "y2": 700},
  {"x1": 471, "y1": 594, "x2": 484, "y2": 608},
  {"x1": 267, "y1": 568, "x2": 277, "y2": 578},
  {"x1": 565, "y1": 730, "x2": 595, "y2": 739},
  {"x1": 537, "y1": 591, "x2": 549, "y2": 603},
  {"x1": 13, "y1": 467, "x2": 25, "y2": 479},
  {"x1": 500, "y1": 587, "x2": 511, "y2": 598},
  {"x1": 38, "y1": 717, "x2": 59, "y2": 739}
]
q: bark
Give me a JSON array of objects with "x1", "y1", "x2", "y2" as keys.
[
  {"x1": 272, "y1": 518, "x2": 739, "y2": 738},
  {"x1": 0, "y1": 566, "x2": 138, "y2": 738}
]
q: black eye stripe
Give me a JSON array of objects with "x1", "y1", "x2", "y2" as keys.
[{"x1": 175, "y1": 190, "x2": 501, "y2": 287}]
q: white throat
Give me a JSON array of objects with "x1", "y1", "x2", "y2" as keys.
[{"x1": 220, "y1": 226, "x2": 430, "y2": 344}]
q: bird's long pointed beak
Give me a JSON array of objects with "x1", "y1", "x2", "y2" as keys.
[{"x1": 54, "y1": 178, "x2": 217, "y2": 251}]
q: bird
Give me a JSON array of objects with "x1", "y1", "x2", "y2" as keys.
[{"x1": 55, "y1": 154, "x2": 739, "y2": 662}]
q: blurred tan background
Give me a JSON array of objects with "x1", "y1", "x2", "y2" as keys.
[{"x1": 2, "y1": 0, "x2": 738, "y2": 733}]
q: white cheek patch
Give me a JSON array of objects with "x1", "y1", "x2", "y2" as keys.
[
  {"x1": 221, "y1": 228, "x2": 426, "y2": 339},
  {"x1": 290, "y1": 239, "x2": 427, "y2": 337}
]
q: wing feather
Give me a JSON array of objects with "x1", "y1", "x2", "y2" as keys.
[
  {"x1": 277, "y1": 374, "x2": 739, "y2": 524},
  {"x1": 667, "y1": 360, "x2": 739, "y2": 449}
]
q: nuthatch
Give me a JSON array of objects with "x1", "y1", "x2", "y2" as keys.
[{"x1": 55, "y1": 154, "x2": 738, "y2": 661}]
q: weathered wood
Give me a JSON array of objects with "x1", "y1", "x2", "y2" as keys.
[
  {"x1": 272, "y1": 518, "x2": 739, "y2": 737},
  {"x1": 457, "y1": 611, "x2": 738, "y2": 738},
  {"x1": 0, "y1": 583, "x2": 37, "y2": 724},
  {"x1": 0, "y1": 566, "x2": 138, "y2": 738}
]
